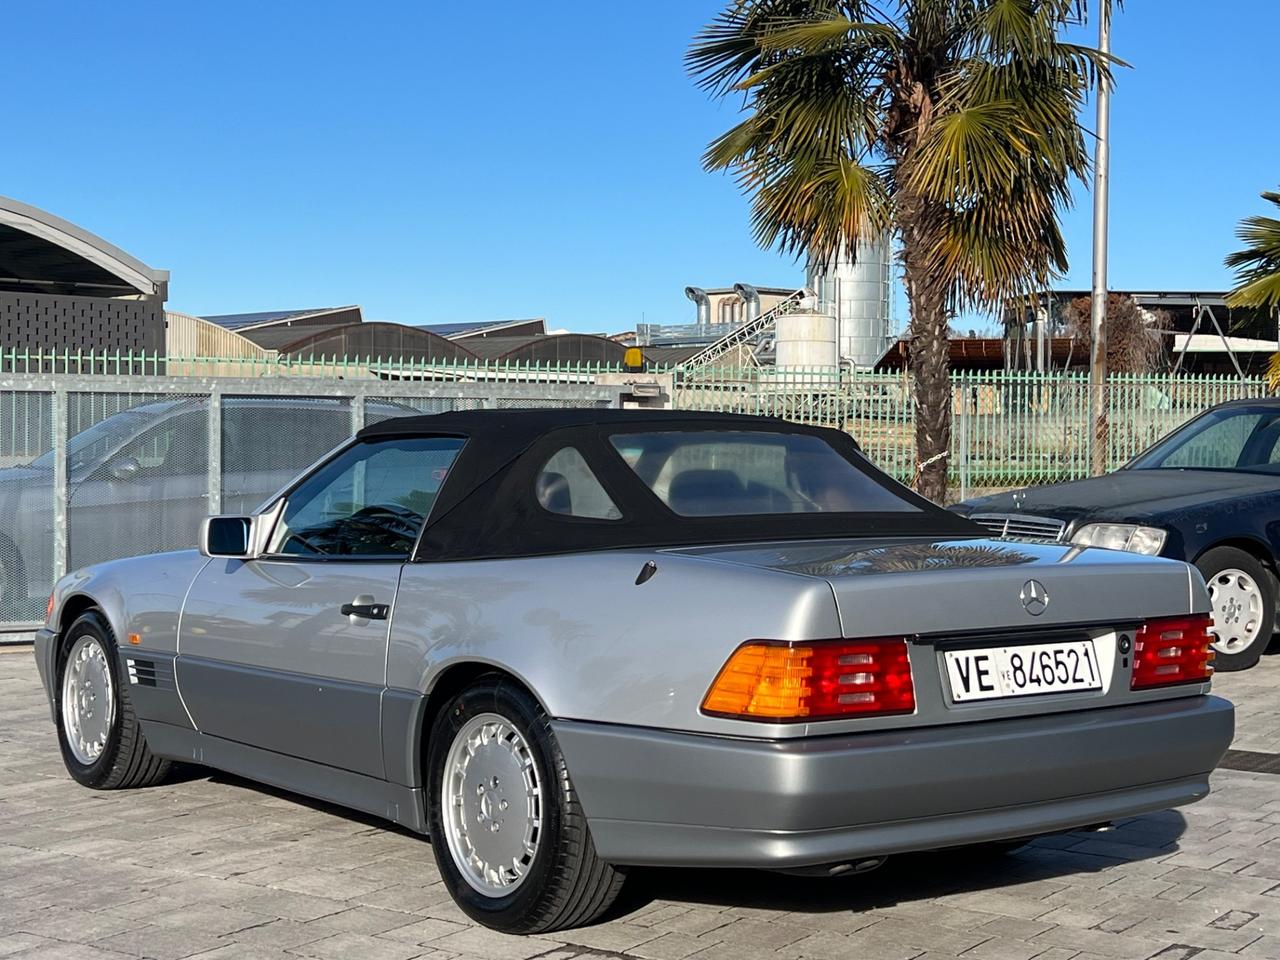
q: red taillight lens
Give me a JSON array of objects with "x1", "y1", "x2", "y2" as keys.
[
  {"x1": 702, "y1": 639, "x2": 915, "y2": 721},
  {"x1": 1131, "y1": 614, "x2": 1215, "y2": 690}
]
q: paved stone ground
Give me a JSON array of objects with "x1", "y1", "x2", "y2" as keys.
[{"x1": 2, "y1": 647, "x2": 1279, "y2": 960}]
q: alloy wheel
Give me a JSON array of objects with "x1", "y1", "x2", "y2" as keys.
[
  {"x1": 441, "y1": 712, "x2": 543, "y2": 896},
  {"x1": 1207, "y1": 568, "x2": 1264, "y2": 655},
  {"x1": 61, "y1": 634, "x2": 117, "y2": 765}
]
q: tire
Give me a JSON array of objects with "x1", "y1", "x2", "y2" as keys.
[
  {"x1": 425, "y1": 675, "x2": 625, "y2": 933},
  {"x1": 1196, "y1": 546, "x2": 1277, "y2": 672},
  {"x1": 55, "y1": 610, "x2": 171, "y2": 789}
]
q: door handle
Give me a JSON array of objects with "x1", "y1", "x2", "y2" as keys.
[{"x1": 340, "y1": 602, "x2": 390, "y2": 621}]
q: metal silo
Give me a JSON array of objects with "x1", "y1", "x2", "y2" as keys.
[
  {"x1": 775, "y1": 310, "x2": 839, "y2": 369},
  {"x1": 807, "y1": 232, "x2": 893, "y2": 368}
]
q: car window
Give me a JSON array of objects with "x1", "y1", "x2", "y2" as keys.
[
  {"x1": 113, "y1": 411, "x2": 208, "y2": 475},
  {"x1": 268, "y1": 437, "x2": 465, "y2": 558},
  {"x1": 1133, "y1": 408, "x2": 1274, "y2": 470},
  {"x1": 536, "y1": 447, "x2": 621, "y2": 520},
  {"x1": 609, "y1": 430, "x2": 919, "y2": 516},
  {"x1": 35, "y1": 409, "x2": 154, "y2": 473}
]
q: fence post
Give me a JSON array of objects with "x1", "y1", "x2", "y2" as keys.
[
  {"x1": 959, "y1": 380, "x2": 970, "y2": 502},
  {"x1": 207, "y1": 386, "x2": 223, "y2": 516},
  {"x1": 352, "y1": 387, "x2": 367, "y2": 433},
  {"x1": 52, "y1": 386, "x2": 68, "y2": 583}
]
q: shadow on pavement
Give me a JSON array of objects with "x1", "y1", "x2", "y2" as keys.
[
  {"x1": 195, "y1": 768, "x2": 1189, "y2": 924},
  {"x1": 610, "y1": 809, "x2": 1188, "y2": 919}
]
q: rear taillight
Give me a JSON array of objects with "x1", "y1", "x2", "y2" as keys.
[
  {"x1": 1131, "y1": 614, "x2": 1215, "y2": 690},
  {"x1": 702, "y1": 639, "x2": 915, "y2": 722}
]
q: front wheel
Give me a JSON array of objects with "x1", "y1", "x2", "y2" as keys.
[
  {"x1": 1197, "y1": 546, "x2": 1276, "y2": 672},
  {"x1": 55, "y1": 611, "x2": 171, "y2": 789},
  {"x1": 425, "y1": 676, "x2": 625, "y2": 933}
]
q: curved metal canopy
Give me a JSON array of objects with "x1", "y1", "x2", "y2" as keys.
[{"x1": 0, "y1": 195, "x2": 168, "y2": 298}]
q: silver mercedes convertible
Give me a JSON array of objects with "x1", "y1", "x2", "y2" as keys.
[{"x1": 33, "y1": 409, "x2": 1234, "y2": 933}]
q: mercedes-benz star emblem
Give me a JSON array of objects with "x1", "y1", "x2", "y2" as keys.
[{"x1": 1020, "y1": 579, "x2": 1049, "y2": 616}]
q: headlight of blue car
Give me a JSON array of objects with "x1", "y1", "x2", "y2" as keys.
[{"x1": 1071, "y1": 523, "x2": 1167, "y2": 555}]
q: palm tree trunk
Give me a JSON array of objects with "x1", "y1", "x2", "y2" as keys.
[{"x1": 901, "y1": 220, "x2": 952, "y2": 504}]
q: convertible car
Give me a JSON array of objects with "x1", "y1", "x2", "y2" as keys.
[{"x1": 34, "y1": 409, "x2": 1233, "y2": 933}]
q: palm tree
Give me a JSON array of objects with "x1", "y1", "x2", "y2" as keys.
[
  {"x1": 689, "y1": 0, "x2": 1115, "y2": 501},
  {"x1": 1224, "y1": 191, "x2": 1280, "y2": 390}
]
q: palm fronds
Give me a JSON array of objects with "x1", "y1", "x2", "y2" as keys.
[
  {"x1": 688, "y1": 0, "x2": 1117, "y2": 498},
  {"x1": 1226, "y1": 191, "x2": 1280, "y2": 311}
]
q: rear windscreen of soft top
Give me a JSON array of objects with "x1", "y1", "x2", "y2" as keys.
[{"x1": 609, "y1": 430, "x2": 921, "y2": 517}]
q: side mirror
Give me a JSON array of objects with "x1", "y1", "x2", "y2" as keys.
[
  {"x1": 200, "y1": 515, "x2": 254, "y2": 559},
  {"x1": 107, "y1": 456, "x2": 141, "y2": 482}
]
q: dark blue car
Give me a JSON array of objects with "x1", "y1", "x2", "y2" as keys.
[{"x1": 954, "y1": 398, "x2": 1280, "y2": 671}]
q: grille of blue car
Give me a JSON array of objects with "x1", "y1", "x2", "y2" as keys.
[{"x1": 971, "y1": 513, "x2": 1067, "y2": 542}]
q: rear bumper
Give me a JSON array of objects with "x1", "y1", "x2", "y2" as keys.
[{"x1": 552, "y1": 695, "x2": 1234, "y2": 868}]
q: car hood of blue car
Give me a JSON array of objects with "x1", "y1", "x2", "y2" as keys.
[
  {"x1": 0, "y1": 464, "x2": 51, "y2": 486},
  {"x1": 955, "y1": 467, "x2": 1280, "y2": 525}
]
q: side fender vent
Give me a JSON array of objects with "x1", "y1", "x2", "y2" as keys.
[{"x1": 125, "y1": 658, "x2": 174, "y2": 689}]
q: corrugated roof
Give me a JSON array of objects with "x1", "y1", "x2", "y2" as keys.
[
  {"x1": 874, "y1": 337, "x2": 1079, "y2": 371},
  {"x1": 239, "y1": 322, "x2": 350, "y2": 350},
  {"x1": 461, "y1": 336, "x2": 540, "y2": 360},
  {"x1": 418, "y1": 318, "x2": 547, "y2": 339},
  {"x1": 641, "y1": 346, "x2": 705, "y2": 365},
  {"x1": 202, "y1": 307, "x2": 357, "y2": 331},
  {"x1": 1172, "y1": 334, "x2": 1278, "y2": 353}
]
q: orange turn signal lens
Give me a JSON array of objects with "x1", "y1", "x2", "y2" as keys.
[
  {"x1": 46, "y1": 593, "x2": 56, "y2": 622},
  {"x1": 702, "y1": 643, "x2": 815, "y2": 719},
  {"x1": 702, "y1": 639, "x2": 916, "y2": 722}
]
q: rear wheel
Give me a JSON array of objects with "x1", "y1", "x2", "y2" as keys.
[
  {"x1": 1197, "y1": 546, "x2": 1276, "y2": 672},
  {"x1": 55, "y1": 611, "x2": 171, "y2": 789},
  {"x1": 425, "y1": 676, "x2": 625, "y2": 933}
]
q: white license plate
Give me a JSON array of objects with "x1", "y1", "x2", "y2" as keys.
[{"x1": 944, "y1": 640, "x2": 1103, "y2": 702}]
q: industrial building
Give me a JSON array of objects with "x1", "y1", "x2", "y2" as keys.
[
  {"x1": 12, "y1": 196, "x2": 1270, "y2": 381},
  {"x1": 0, "y1": 195, "x2": 169, "y2": 371},
  {"x1": 998, "y1": 290, "x2": 1279, "y2": 377},
  {"x1": 636, "y1": 235, "x2": 897, "y2": 371}
]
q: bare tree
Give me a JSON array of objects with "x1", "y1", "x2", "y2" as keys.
[{"x1": 1063, "y1": 294, "x2": 1168, "y2": 374}]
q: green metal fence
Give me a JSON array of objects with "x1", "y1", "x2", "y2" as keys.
[
  {"x1": 2, "y1": 349, "x2": 1272, "y2": 489},
  {"x1": 669, "y1": 365, "x2": 1273, "y2": 490}
]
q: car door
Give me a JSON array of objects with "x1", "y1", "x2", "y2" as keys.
[{"x1": 177, "y1": 434, "x2": 465, "y2": 777}]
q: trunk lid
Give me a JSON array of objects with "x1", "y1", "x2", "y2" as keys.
[
  {"x1": 667, "y1": 536, "x2": 1210, "y2": 734},
  {"x1": 672, "y1": 536, "x2": 1202, "y2": 637}
]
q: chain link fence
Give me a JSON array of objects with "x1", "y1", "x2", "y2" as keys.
[
  {"x1": 1, "y1": 356, "x2": 1272, "y2": 630},
  {"x1": 0, "y1": 374, "x2": 623, "y2": 629}
]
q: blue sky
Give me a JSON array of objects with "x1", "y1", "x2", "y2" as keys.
[{"x1": 5, "y1": 1, "x2": 1278, "y2": 335}]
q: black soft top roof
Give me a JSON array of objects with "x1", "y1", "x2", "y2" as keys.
[
  {"x1": 358, "y1": 408, "x2": 789, "y2": 444},
  {"x1": 357, "y1": 408, "x2": 978, "y2": 560}
]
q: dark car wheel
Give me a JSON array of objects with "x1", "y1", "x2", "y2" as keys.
[
  {"x1": 55, "y1": 611, "x2": 171, "y2": 789},
  {"x1": 425, "y1": 675, "x2": 625, "y2": 933},
  {"x1": 1196, "y1": 547, "x2": 1276, "y2": 672}
]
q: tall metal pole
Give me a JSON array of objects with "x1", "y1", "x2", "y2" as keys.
[{"x1": 1088, "y1": 3, "x2": 1112, "y2": 476}]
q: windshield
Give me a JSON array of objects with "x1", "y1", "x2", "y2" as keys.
[
  {"x1": 609, "y1": 430, "x2": 919, "y2": 516},
  {"x1": 1130, "y1": 406, "x2": 1280, "y2": 473},
  {"x1": 29, "y1": 410, "x2": 156, "y2": 474}
]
